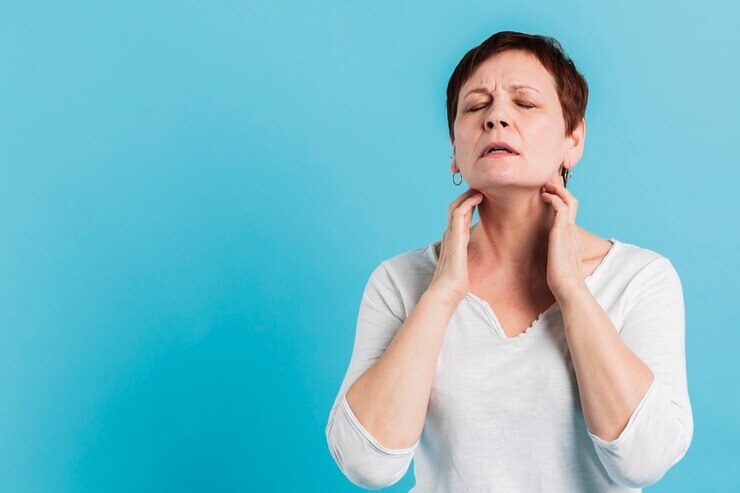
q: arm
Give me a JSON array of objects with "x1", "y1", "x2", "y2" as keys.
[
  {"x1": 558, "y1": 257, "x2": 694, "y2": 488},
  {"x1": 326, "y1": 262, "x2": 459, "y2": 490}
]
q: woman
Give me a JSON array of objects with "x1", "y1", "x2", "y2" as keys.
[{"x1": 326, "y1": 31, "x2": 693, "y2": 492}]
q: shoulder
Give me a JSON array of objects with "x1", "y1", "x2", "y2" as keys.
[
  {"x1": 611, "y1": 239, "x2": 674, "y2": 272},
  {"x1": 379, "y1": 240, "x2": 438, "y2": 274},
  {"x1": 367, "y1": 241, "x2": 438, "y2": 316},
  {"x1": 578, "y1": 226, "x2": 669, "y2": 268},
  {"x1": 577, "y1": 227, "x2": 682, "y2": 304},
  {"x1": 599, "y1": 236, "x2": 682, "y2": 309}
]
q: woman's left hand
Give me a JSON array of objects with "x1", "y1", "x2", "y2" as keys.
[{"x1": 540, "y1": 174, "x2": 586, "y2": 300}]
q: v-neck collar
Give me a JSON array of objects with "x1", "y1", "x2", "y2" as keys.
[{"x1": 426, "y1": 238, "x2": 621, "y2": 340}]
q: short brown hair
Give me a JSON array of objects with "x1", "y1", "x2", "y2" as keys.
[{"x1": 445, "y1": 31, "x2": 589, "y2": 142}]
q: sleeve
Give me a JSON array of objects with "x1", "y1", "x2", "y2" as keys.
[
  {"x1": 587, "y1": 257, "x2": 694, "y2": 488},
  {"x1": 325, "y1": 261, "x2": 420, "y2": 490}
]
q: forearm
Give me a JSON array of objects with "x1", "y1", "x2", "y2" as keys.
[
  {"x1": 345, "y1": 287, "x2": 459, "y2": 449},
  {"x1": 558, "y1": 285, "x2": 655, "y2": 442}
]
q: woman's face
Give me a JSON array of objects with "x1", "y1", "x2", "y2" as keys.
[{"x1": 452, "y1": 49, "x2": 584, "y2": 189}]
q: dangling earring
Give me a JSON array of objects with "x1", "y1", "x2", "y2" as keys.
[{"x1": 560, "y1": 166, "x2": 572, "y2": 188}]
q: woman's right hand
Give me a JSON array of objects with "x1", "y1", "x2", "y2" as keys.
[{"x1": 428, "y1": 187, "x2": 484, "y2": 305}]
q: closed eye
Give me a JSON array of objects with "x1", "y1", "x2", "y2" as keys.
[{"x1": 468, "y1": 102, "x2": 534, "y2": 112}]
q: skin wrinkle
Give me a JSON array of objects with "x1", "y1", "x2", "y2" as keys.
[{"x1": 462, "y1": 83, "x2": 543, "y2": 101}]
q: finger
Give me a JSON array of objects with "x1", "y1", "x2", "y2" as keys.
[
  {"x1": 451, "y1": 193, "x2": 483, "y2": 232},
  {"x1": 448, "y1": 189, "x2": 482, "y2": 227},
  {"x1": 542, "y1": 181, "x2": 578, "y2": 223},
  {"x1": 541, "y1": 191, "x2": 570, "y2": 228},
  {"x1": 449, "y1": 188, "x2": 480, "y2": 213},
  {"x1": 441, "y1": 192, "x2": 481, "y2": 255}
]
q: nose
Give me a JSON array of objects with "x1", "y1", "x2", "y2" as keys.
[{"x1": 484, "y1": 100, "x2": 509, "y2": 129}]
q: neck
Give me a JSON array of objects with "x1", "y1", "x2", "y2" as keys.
[{"x1": 469, "y1": 189, "x2": 555, "y2": 274}]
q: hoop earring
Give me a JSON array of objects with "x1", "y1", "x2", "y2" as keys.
[{"x1": 452, "y1": 171, "x2": 463, "y2": 186}]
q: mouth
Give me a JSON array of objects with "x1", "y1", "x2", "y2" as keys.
[
  {"x1": 480, "y1": 141, "x2": 519, "y2": 158},
  {"x1": 481, "y1": 151, "x2": 518, "y2": 159}
]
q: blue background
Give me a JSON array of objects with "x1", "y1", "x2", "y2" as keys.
[{"x1": 1, "y1": 0, "x2": 737, "y2": 491}]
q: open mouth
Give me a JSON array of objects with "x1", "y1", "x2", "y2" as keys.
[
  {"x1": 480, "y1": 141, "x2": 519, "y2": 157},
  {"x1": 483, "y1": 148, "x2": 517, "y2": 157}
]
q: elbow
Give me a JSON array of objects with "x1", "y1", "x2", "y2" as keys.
[
  {"x1": 605, "y1": 467, "x2": 665, "y2": 489},
  {"x1": 602, "y1": 425, "x2": 693, "y2": 489},
  {"x1": 325, "y1": 410, "x2": 415, "y2": 490},
  {"x1": 336, "y1": 459, "x2": 405, "y2": 490},
  {"x1": 326, "y1": 426, "x2": 408, "y2": 490},
  {"x1": 591, "y1": 380, "x2": 694, "y2": 489},
  {"x1": 606, "y1": 462, "x2": 672, "y2": 489}
]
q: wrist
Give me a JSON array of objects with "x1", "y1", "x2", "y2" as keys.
[
  {"x1": 424, "y1": 285, "x2": 463, "y2": 309},
  {"x1": 555, "y1": 282, "x2": 591, "y2": 311}
]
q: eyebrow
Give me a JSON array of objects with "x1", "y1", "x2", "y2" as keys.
[{"x1": 463, "y1": 84, "x2": 542, "y2": 99}]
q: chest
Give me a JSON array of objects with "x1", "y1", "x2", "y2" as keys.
[
  {"x1": 477, "y1": 292, "x2": 556, "y2": 338},
  {"x1": 466, "y1": 256, "x2": 604, "y2": 339},
  {"x1": 429, "y1": 307, "x2": 581, "y2": 456}
]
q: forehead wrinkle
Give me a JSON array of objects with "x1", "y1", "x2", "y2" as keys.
[{"x1": 462, "y1": 83, "x2": 542, "y2": 100}]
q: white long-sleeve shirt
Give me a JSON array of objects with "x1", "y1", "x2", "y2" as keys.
[{"x1": 326, "y1": 237, "x2": 693, "y2": 492}]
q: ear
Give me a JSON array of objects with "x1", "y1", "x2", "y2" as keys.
[
  {"x1": 564, "y1": 117, "x2": 586, "y2": 171},
  {"x1": 449, "y1": 143, "x2": 457, "y2": 173}
]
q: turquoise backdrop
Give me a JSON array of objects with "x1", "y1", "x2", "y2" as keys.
[{"x1": 1, "y1": 0, "x2": 737, "y2": 491}]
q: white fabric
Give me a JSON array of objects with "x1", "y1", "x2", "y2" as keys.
[{"x1": 326, "y1": 237, "x2": 693, "y2": 492}]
